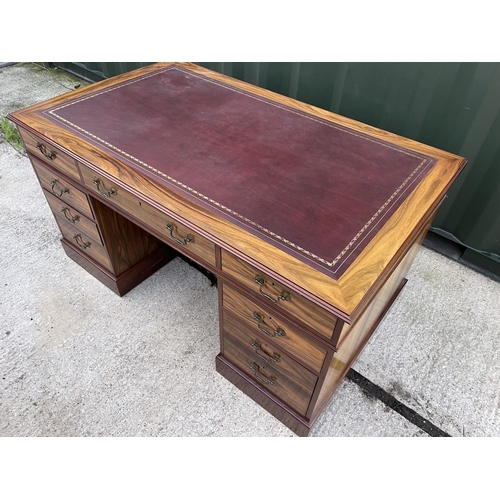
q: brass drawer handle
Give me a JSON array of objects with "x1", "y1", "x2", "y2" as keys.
[
  {"x1": 254, "y1": 275, "x2": 291, "y2": 303},
  {"x1": 50, "y1": 179, "x2": 69, "y2": 198},
  {"x1": 249, "y1": 362, "x2": 277, "y2": 385},
  {"x1": 251, "y1": 339, "x2": 281, "y2": 363},
  {"x1": 36, "y1": 142, "x2": 57, "y2": 160},
  {"x1": 61, "y1": 207, "x2": 80, "y2": 223},
  {"x1": 93, "y1": 177, "x2": 117, "y2": 198},
  {"x1": 165, "y1": 221, "x2": 194, "y2": 246},
  {"x1": 252, "y1": 311, "x2": 286, "y2": 337},
  {"x1": 73, "y1": 234, "x2": 91, "y2": 249}
]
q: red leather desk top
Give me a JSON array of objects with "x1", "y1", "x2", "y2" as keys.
[{"x1": 40, "y1": 65, "x2": 437, "y2": 279}]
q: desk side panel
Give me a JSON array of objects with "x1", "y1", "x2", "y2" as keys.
[{"x1": 311, "y1": 232, "x2": 425, "y2": 421}]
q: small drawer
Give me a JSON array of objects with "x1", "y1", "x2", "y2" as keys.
[
  {"x1": 223, "y1": 319, "x2": 318, "y2": 416},
  {"x1": 19, "y1": 128, "x2": 81, "y2": 181},
  {"x1": 222, "y1": 284, "x2": 327, "y2": 374},
  {"x1": 32, "y1": 158, "x2": 94, "y2": 220},
  {"x1": 79, "y1": 165, "x2": 216, "y2": 267},
  {"x1": 222, "y1": 250, "x2": 338, "y2": 340},
  {"x1": 44, "y1": 190, "x2": 103, "y2": 244},
  {"x1": 57, "y1": 218, "x2": 113, "y2": 272}
]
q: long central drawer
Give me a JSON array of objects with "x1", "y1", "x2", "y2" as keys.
[{"x1": 79, "y1": 164, "x2": 216, "y2": 267}]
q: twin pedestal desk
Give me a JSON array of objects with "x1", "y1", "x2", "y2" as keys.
[{"x1": 9, "y1": 63, "x2": 466, "y2": 436}]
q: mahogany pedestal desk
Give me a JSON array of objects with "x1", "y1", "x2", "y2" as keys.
[{"x1": 9, "y1": 63, "x2": 467, "y2": 436}]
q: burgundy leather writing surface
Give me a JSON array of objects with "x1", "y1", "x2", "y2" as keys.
[{"x1": 41, "y1": 65, "x2": 437, "y2": 279}]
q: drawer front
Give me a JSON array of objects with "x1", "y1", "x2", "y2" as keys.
[
  {"x1": 32, "y1": 158, "x2": 94, "y2": 220},
  {"x1": 57, "y1": 217, "x2": 113, "y2": 272},
  {"x1": 222, "y1": 250, "x2": 338, "y2": 340},
  {"x1": 44, "y1": 190, "x2": 102, "y2": 244},
  {"x1": 79, "y1": 166, "x2": 216, "y2": 267},
  {"x1": 19, "y1": 128, "x2": 81, "y2": 181},
  {"x1": 223, "y1": 318, "x2": 318, "y2": 416},
  {"x1": 222, "y1": 284, "x2": 326, "y2": 374}
]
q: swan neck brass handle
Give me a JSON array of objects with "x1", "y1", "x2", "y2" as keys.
[
  {"x1": 252, "y1": 311, "x2": 286, "y2": 338},
  {"x1": 251, "y1": 339, "x2": 281, "y2": 363},
  {"x1": 165, "y1": 221, "x2": 194, "y2": 246},
  {"x1": 93, "y1": 177, "x2": 117, "y2": 198},
  {"x1": 50, "y1": 179, "x2": 69, "y2": 198},
  {"x1": 73, "y1": 234, "x2": 90, "y2": 249},
  {"x1": 254, "y1": 275, "x2": 291, "y2": 303},
  {"x1": 36, "y1": 142, "x2": 57, "y2": 160},
  {"x1": 61, "y1": 207, "x2": 80, "y2": 223},
  {"x1": 249, "y1": 362, "x2": 277, "y2": 385}
]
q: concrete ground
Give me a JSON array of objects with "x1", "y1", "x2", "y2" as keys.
[{"x1": 1, "y1": 63, "x2": 500, "y2": 437}]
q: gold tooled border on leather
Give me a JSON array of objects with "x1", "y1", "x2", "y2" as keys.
[{"x1": 42, "y1": 65, "x2": 436, "y2": 276}]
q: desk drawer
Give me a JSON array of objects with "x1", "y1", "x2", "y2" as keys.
[
  {"x1": 223, "y1": 315, "x2": 318, "y2": 417},
  {"x1": 32, "y1": 158, "x2": 94, "y2": 220},
  {"x1": 222, "y1": 284, "x2": 326, "y2": 374},
  {"x1": 44, "y1": 190, "x2": 102, "y2": 244},
  {"x1": 80, "y1": 166, "x2": 216, "y2": 267},
  {"x1": 19, "y1": 128, "x2": 81, "y2": 182},
  {"x1": 57, "y1": 217, "x2": 113, "y2": 272},
  {"x1": 222, "y1": 250, "x2": 338, "y2": 340}
]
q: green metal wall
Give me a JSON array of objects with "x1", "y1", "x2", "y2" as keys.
[{"x1": 52, "y1": 62, "x2": 500, "y2": 279}]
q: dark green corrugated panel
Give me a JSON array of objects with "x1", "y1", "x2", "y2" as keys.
[
  {"x1": 52, "y1": 62, "x2": 500, "y2": 278},
  {"x1": 52, "y1": 62, "x2": 154, "y2": 82}
]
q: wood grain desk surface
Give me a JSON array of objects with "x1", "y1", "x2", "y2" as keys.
[{"x1": 9, "y1": 62, "x2": 467, "y2": 320}]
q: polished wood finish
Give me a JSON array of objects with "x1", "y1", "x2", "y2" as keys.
[
  {"x1": 45, "y1": 189, "x2": 103, "y2": 244},
  {"x1": 79, "y1": 162, "x2": 216, "y2": 268},
  {"x1": 222, "y1": 284, "x2": 327, "y2": 374},
  {"x1": 222, "y1": 250, "x2": 338, "y2": 339},
  {"x1": 18, "y1": 126, "x2": 81, "y2": 181},
  {"x1": 310, "y1": 224, "x2": 431, "y2": 423},
  {"x1": 8, "y1": 62, "x2": 467, "y2": 435},
  {"x1": 57, "y1": 215, "x2": 113, "y2": 272},
  {"x1": 223, "y1": 313, "x2": 318, "y2": 416},
  {"x1": 89, "y1": 197, "x2": 165, "y2": 276},
  {"x1": 9, "y1": 62, "x2": 466, "y2": 319},
  {"x1": 216, "y1": 355, "x2": 312, "y2": 437},
  {"x1": 31, "y1": 156, "x2": 93, "y2": 219}
]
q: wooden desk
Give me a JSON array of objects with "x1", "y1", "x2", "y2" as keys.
[{"x1": 8, "y1": 62, "x2": 467, "y2": 436}]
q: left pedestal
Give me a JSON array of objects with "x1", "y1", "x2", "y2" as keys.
[{"x1": 28, "y1": 150, "x2": 174, "y2": 296}]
